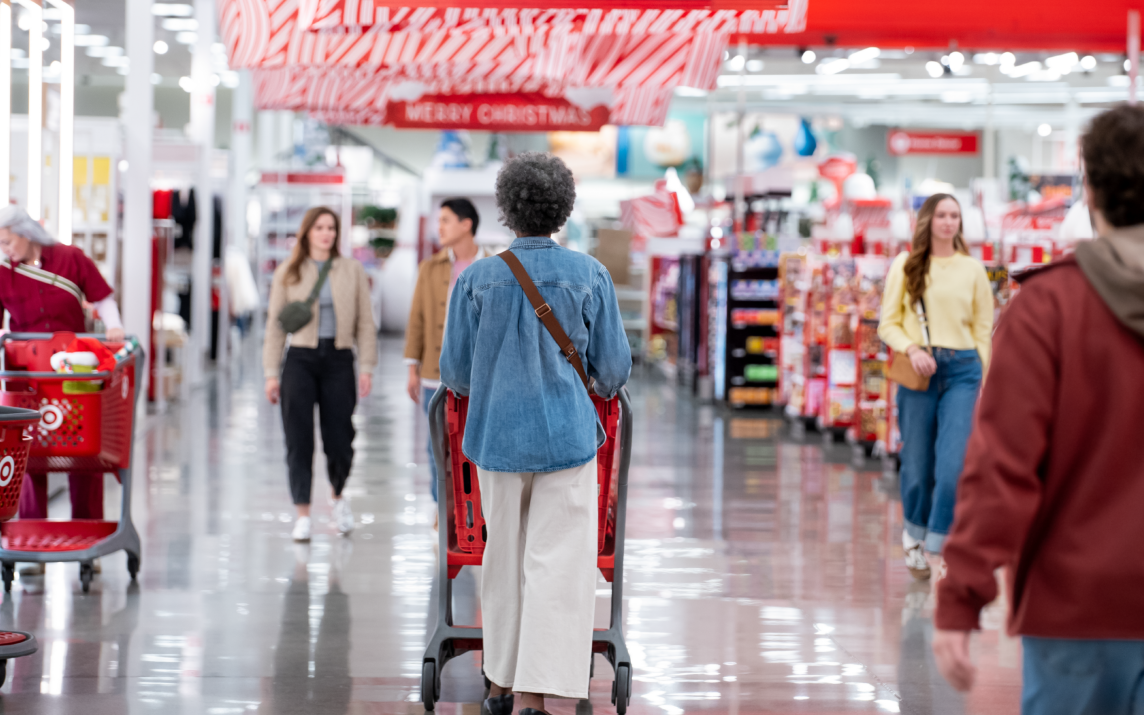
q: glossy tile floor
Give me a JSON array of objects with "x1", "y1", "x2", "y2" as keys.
[{"x1": 0, "y1": 337, "x2": 1021, "y2": 714}]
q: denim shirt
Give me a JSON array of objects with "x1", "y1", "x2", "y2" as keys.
[{"x1": 439, "y1": 236, "x2": 632, "y2": 473}]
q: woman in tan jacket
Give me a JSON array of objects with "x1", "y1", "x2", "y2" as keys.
[{"x1": 263, "y1": 206, "x2": 377, "y2": 542}]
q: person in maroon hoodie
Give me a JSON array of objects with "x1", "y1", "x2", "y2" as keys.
[{"x1": 933, "y1": 103, "x2": 1144, "y2": 713}]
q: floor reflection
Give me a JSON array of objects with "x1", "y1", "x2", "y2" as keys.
[{"x1": 0, "y1": 337, "x2": 1021, "y2": 713}]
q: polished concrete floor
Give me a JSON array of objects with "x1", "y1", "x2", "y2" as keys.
[{"x1": 0, "y1": 337, "x2": 1021, "y2": 714}]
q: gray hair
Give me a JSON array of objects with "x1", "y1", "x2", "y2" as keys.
[{"x1": 0, "y1": 206, "x2": 55, "y2": 245}]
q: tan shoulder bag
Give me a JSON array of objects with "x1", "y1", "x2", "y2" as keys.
[
  {"x1": 887, "y1": 299, "x2": 931, "y2": 392},
  {"x1": 497, "y1": 250, "x2": 591, "y2": 394}
]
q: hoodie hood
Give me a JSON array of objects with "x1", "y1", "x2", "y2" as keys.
[{"x1": 1074, "y1": 225, "x2": 1144, "y2": 340}]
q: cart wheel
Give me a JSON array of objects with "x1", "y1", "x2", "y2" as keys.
[
  {"x1": 1, "y1": 563, "x2": 13, "y2": 593},
  {"x1": 612, "y1": 664, "x2": 631, "y2": 713},
  {"x1": 421, "y1": 661, "x2": 437, "y2": 710},
  {"x1": 127, "y1": 554, "x2": 140, "y2": 580},
  {"x1": 79, "y1": 563, "x2": 94, "y2": 593},
  {"x1": 0, "y1": 659, "x2": 7, "y2": 688}
]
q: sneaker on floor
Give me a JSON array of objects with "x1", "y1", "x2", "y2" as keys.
[
  {"x1": 903, "y1": 530, "x2": 931, "y2": 580},
  {"x1": 292, "y1": 516, "x2": 312, "y2": 542},
  {"x1": 334, "y1": 499, "x2": 354, "y2": 535},
  {"x1": 17, "y1": 563, "x2": 44, "y2": 576}
]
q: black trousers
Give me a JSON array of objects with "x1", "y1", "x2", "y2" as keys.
[{"x1": 280, "y1": 340, "x2": 356, "y2": 505}]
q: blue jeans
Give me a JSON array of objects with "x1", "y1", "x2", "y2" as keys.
[
  {"x1": 1023, "y1": 637, "x2": 1144, "y2": 714},
  {"x1": 897, "y1": 348, "x2": 981, "y2": 553},
  {"x1": 423, "y1": 386, "x2": 439, "y2": 503}
]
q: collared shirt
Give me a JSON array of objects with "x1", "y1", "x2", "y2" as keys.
[
  {"x1": 0, "y1": 244, "x2": 113, "y2": 333},
  {"x1": 439, "y1": 236, "x2": 632, "y2": 473}
]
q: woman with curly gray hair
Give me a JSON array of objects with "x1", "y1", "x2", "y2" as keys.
[{"x1": 440, "y1": 153, "x2": 632, "y2": 714}]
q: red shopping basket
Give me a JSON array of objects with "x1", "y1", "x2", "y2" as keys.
[
  {"x1": 444, "y1": 391, "x2": 622, "y2": 580},
  {"x1": 0, "y1": 332, "x2": 136, "y2": 473},
  {"x1": 0, "y1": 407, "x2": 42, "y2": 521}
]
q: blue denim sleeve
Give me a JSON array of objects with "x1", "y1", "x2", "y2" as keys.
[
  {"x1": 585, "y1": 266, "x2": 632, "y2": 398},
  {"x1": 438, "y1": 274, "x2": 477, "y2": 396}
]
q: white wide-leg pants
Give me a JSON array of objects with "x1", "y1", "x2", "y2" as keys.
[{"x1": 477, "y1": 457, "x2": 598, "y2": 699}]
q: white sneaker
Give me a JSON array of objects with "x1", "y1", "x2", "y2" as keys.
[
  {"x1": 292, "y1": 516, "x2": 312, "y2": 542},
  {"x1": 903, "y1": 530, "x2": 931, "y2": 580},
  {"x1": 334, "y1": 499, "x2": 354, "y2": 535}
]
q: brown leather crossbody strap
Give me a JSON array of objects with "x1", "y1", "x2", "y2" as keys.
[{"x1": 498, "y1": 250, "x2": 590, "y2": 393}]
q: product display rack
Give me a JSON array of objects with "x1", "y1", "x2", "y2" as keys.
[{"x1": 725, "y1": 244, "x2": 781, "y2": 407}]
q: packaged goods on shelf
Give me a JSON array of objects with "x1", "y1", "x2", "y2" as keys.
[
  {"x1": 729, "y1": 387, "x2": 777, "y2": 406},
  {"x1": 731, "y1": 309, "x2": 781, "y2": 327}
]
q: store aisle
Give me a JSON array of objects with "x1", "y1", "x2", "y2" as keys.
[{"x1": 0, "y1": 337, "x2": 1021, "y2": 714}]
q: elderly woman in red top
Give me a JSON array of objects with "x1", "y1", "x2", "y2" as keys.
[{"x1": 0, "y1": 206, "x2": 124, "y2": 565}]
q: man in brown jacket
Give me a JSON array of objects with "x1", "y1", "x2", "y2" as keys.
[
  {"x1": 404, "y1": 198, "x2": 489, "y2": 503},
  {"x1": 933, "y1": 104, "x2": 1144, "y2": 713}
]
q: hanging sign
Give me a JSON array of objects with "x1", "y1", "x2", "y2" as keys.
[
  {"x1": 887, "y1": 130, "x2": 979, "y2": 156},
  {"x1": 386, "y1": 93, "x2": 609, "y2": 131}
]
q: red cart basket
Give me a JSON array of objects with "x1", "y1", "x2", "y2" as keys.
[
  {"x1": 420, "y1": 387, "x2": 633, "y2": 714},
  {"x1": 0, "y1": 405, "x2": 45, "y2": 684},
  {"x1": 0, "y1": 332, "x2": 144, "y2": 593}
]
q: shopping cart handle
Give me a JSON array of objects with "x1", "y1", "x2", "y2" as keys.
[{"x1": 0, "y1": 371, "x2": 113, "y2": 380}]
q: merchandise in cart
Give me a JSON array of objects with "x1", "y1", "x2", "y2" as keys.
[
  {"x1": 0, "y1": 405, "x2": 44, "y2": 685},
  {"x1": 0, "y1": 332, "x2": 144, "y2": 593},
  {"x1": 421, "y1": 387, "x2": 634, "y2": 713}
]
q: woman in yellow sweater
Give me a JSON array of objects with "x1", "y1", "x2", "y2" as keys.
[{"x1": 879, "y1": 193, "x2": 993, "y2": 580}]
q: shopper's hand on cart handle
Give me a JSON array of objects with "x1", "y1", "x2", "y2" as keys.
[
  {"x1": 106, "y1": 327, "x2": 126, "y2": 342},
  {"x1": 933, "y1": 629, "x2": 976, "y2": 691},
  {"x1": 265, "y1": 377, "x2": 281, "y2": 405},
  {"x1": 907, "y1": 345, "x2": 937, "y2": 377}
]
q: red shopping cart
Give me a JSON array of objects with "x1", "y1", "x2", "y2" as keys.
[
  {"x1": 420, "y1": 387, "x2": 633, "y2": 713},
  {"x1": 0, "y1": 405, "x2": 45, "y2": 684},
  {"x1": 0, "y1": 332, "x2": 144, "y2": 593}
]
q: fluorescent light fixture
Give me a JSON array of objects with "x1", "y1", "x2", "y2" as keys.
[
  {"x1": 725, "y1": 54, "x2": 745, "y2": 72},
  {"x1": 175, "y1": 31, "x2": 197, "y2": 44},
  {"x1": 154, "y1": 39, "x2": 169, "y2": 54},
  {"x1": 948, "y1": 51, "x2": 965, "y2": 71},
  {"x1": 152, "y1": 3, "x2": 194, "y2": 16},
  {"x1": 1045, "y1": 52, "x2": 1079, "y2": 73},
  {"x1": 73, "y1": 34, "x2": 109, "y2": 46},
  {"x1": 925, "y1": 61, "x2": 944, "y2": 78},
  {"x1": 85, "y1": 45, "x2": 123, "y2": 58},
  {"x1": 0, "y1": 1, "x2": 10, "y2": 207},
  {"x1": 1006, "y1": 61, "x2": 1042, "y2": 78},
  {"x1": 14, "y1": 0, "x2": 42, "y2": 220},
  {"x1": 161, "y1": 17, "x2": 198, "y2": 31},
  {"x1": 220, "y1": 70, "x2": 239, "y2": 88},
  {"x1": 801, "y1": 50, "x2": 816, "y2": 64},
  {"x1": 817, "y1": 58, "x2": 850, "y2": 75},
  {"x1": 45, "y1": 0, "x2": 73, "y2": 241},
  {"x1": 1038, "y1": 123, "x2": 1052, "y2": 137},
  {"x1": 1000, "y1": 52, "x2": 1016, "y2": 67},
  {"x1": 848, "y1": 47, "x2": 880, "y2": 64},
  {"x1": 178, "y1": 75, "x2": 193, "y2": 92},
  {"x1": 673, "y1": 86, "x2": 707, "y2": 98},
  {"x1": 1080, "y1": 55, "x2": 1097, "y2": 70},
  {"x1": 746, "y1": 59, "x2": 764, "y2": 72},
  {"x1": 973, "y1": 52, "x2": 1000, "y2": 65},
  {"x1": 74, "y1": 23, "x2": 90, "y2": 34}
]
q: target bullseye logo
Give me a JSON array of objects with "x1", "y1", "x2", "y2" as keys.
[
  {"x1": 0, "y1": 456, "x2": 16, "y2": 487},
  {"x1": 39, "y1": 404, "x2": 64, "y2": 431}
]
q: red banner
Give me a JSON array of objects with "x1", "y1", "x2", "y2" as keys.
[
  {"x1": 887, "y1": 130, "x2": 979, "y2": 156},
  {"x1": 387, "y1": 94, "x2": 610, "y2": 131}
]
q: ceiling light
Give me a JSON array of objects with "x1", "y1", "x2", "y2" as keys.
[
  {"x1": 154, "y1": 40, "x2": 169, "y2": 54},
  {"x1": 39, "y1": 38, "x2": 50, "y2": 52},
  {"x1": 74, "y1": 24, "x2": 91, "y2": 35},
  {"x1": 1125, "y1": 59, "x2": 1133, "y2": 72},
  {"x1": 74, "y1": 34, "x2": 109, "y2": 47},
  {"x1": 725, "y1": 54, "x2": 745, "y2": 72},
  {"x1": 1080, "y1": 55, "x2": 1097, "y2": 71},
  {"x1": 162, "y1": 18, "x2": 198, "y2": 31},
  {"x1": 178, "y1": 75, "x2": 193, "y2": 92},
  {"x1": 41, "y1": 7, "x2": 61, "y2": 21},
  {"x1": 973, "y1": 52, "x2": 999, "y2": 65},
  {"x1": 1005, "y1": 61, "x2": 1042, "y2": 78},
  {"x1": 152, "y1": 3, "x2": 195, "y2": 16},
  {"x1": 1045, "y1": 52, "x2": 1079, "y2": 73},
  {"x1": 10, "y1": 49, "x2": 24, "y2": 59},
  {"x1": 925, "y1": 61, "x2": 944, "y2": 78},
  {"x1": 101, "y1": 56, "x2": 130, "y2": 68},
  {"x1": 1000, "y1": 52, "x2": 1016, "y2": 67},
  {"x1": 16, "y1": 12, "x2": 31, "y2": 32},
  {"x1": 221, "y1": 71, "x2": 240, "y2": 88},
  {"x1": 817, "y1": 58, "x2": 850, "y2": 75},
  {"x1": 175, "y1": 31, "x2": 198, "y2": 44},
  {"x1": 49, "y1": 60, "x2": 60, "y2": 70},
  {"x1": 848, "y1": 47, "x2": 880, "y2": 64},
  {"x1": 86, "y1": 46, "x2": 124, "y2": 58},
  {"x1": 746, "y1": 59, "x2": 764, "y2": 72},
  {"x1": 674, "y1": 86, "x2": 707, "y2": 97},
  {"x1": 1038, "y1": 123, "x2": 1052, "y2": 137},
  {"x1": 947, "y1": 51, "x2": 965, "y2": 71},
  {"x1": 801, "y1": 50, "x2": 816, "y2": 64}
]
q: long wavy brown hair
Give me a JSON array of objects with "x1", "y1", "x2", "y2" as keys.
[
  {"x1": 284, "y1": 206, "x2": 341, "y2": 285},
  {"x1": 903, "y1": 193, "x2": 969, "y2": 305}
]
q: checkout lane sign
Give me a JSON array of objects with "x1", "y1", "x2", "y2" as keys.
[{"x1": 887, "y1": 130, "x2": 979, "y2": 156}]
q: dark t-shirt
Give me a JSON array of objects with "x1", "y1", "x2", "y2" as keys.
[{"x1": 0, "y1": 244, "x2": 113, "y2": 333}]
